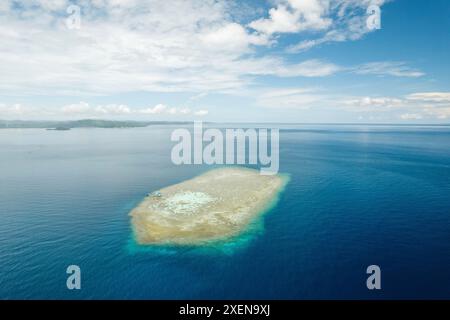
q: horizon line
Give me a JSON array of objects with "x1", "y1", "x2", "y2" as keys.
[{"x1": 1, "y1": 119, "x2": 450, "y2": 127}]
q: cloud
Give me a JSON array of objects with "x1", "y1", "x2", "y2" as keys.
[
  {"x1": 0, "y1": 1, "x2": 246, "y2": 95},
  {"x1": 286, "y1": 0, "x2": 387, "y2": 53},
  {"x1": 188, "y1": 92, "x2": 208, "y2": 101},
  {"x1": 340, "y1": 91, "x2": 450, "y2": 120},
  {"x1": 0, "y1": 0, "x2": 393, "y2": 97},
  {"x1": 354, "y1": 62, "x2": 425, "y2": 78},
  {"x1": 256, "y1": 88, "x2": 325, "y2": 109},
  {"x1": 274, "y1": 59, "x2": 341, "y2": 77},
  {"x1": 194, "y1": 109, "x2": 209, "y2": 116},
  {"x1": 248, "y1": 0, "x2": 332, "y2": 35},
  {"x1": 62, "y1": 102, "x2": 92, "y2": 114},
  {"x1": 423, "y1": 107, "x2": 450, "y2": 119},
  {"x1": 406, "y1": 92, "x2": 450, "y2": 102},
  {"x1": 342, "y1": 96, "x2": 405, "y2": 111},
  {"x1": 139, "y1": 104, "x2": 169, "y2": 115},
  {"x1": 0, "y1": 103, "x2": 26, "y2": 116},
  {"x1": 0, "y1": 1, "x2": 11, "y2": 12},
  {"x1": 0, "y1": 0, "x2": 349, "y2": 97},
  {"x1": 200, "y1": 22, "x2": 269, "y2": 52},
  {"x1": 0, "y1": 102, "x2": 209, "y2": 119},
  {"x1": 400, "y1": 113, "x2": 423, "y2": 120},
  {"x1": 179, "y1": 108, "x2": 192, "y2": 115}
]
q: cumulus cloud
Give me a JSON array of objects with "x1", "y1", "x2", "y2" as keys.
[
  {"x1": 0, "y1": 0, "x2": 437, "y2": 123},
  {"x1": 285, "y1": 0, "x2": 387, "y2": 52},
  {"x1": 139, "y1": 104, "x2": 169, "y2": 115},
  {"x1": 200, "y1": 23, "x2": 269, "y2": 52},
  {"x1": 0, "y1": 0, "x2": 390, "y2": 97},
  {"x1": 249, "y1": 0, "x2": 332, "y2": 35},
  {"x1": 0, "y1": 0, "x2": 348, "y2": 97},
  {"x1": 0, "y1": 102, "x2": 209, "y2": 119}
]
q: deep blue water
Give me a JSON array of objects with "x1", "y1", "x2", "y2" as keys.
[{"x1": 1, "y1": 125, "x2": 450, "y2": 299}]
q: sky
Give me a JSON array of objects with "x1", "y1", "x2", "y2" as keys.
[{"x1": 0, "y1": 0, "x2": 449, "y2": 123}]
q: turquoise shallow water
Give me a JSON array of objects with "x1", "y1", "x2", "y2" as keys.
[{"x1": 1, "y1": 124, "x2": 450, "y2": 299}]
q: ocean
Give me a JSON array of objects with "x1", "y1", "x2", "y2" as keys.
[{"x1": 0, "y1": 124, "x2": 449, "y2": 299}]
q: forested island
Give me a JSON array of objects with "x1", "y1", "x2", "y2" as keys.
[{"x1": 0, "y1": 119, "x2": 191, "y2": 129}]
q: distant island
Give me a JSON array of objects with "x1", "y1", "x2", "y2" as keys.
[
  {"x1": 130, "y1": 167, "x2": 288, "y2": 245},
  {"x1": 2, "y1": 120, "x2": 449, "y2": 129},
  {"x1": 0, "y1": 119, "x2": 192, "y2": 129},
  {"x1": 46, "y1": 127, "x2": 71, "y2": 131}
]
